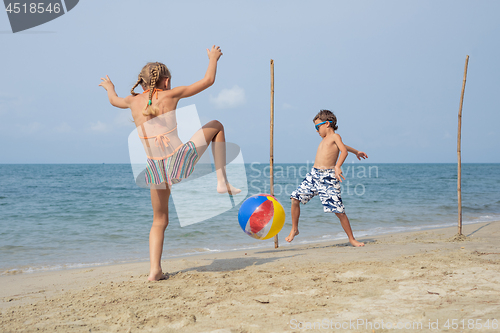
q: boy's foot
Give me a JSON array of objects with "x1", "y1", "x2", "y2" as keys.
[
  {"x1": 285, "y1": 229, "x2": 299, "y2": 242},
  {"x1": 349, "y1": 239, "x2": 365, "y2": 247},
  {"x1": 148, "y1": 271, "x2": 169, "y2": 281},
  {"x1": 217, "y1": 182, "x2": 241, "y2": 195}
]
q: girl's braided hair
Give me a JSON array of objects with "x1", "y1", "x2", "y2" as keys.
[{"x1": 131, "y1": 62, "x2": 171, "y2": 116}]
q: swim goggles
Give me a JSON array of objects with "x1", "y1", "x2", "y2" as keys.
[{"x1": 315, "y1": 121, "x2": 332, "y2": 131}]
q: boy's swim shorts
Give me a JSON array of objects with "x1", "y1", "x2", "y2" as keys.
[{"x1": 290, "y1": 167, "x2": 345, "y2": 213}]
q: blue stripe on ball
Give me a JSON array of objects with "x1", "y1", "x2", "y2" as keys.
[{"x1": 237, "y1": 195, "x2": 269, "y2": 231}]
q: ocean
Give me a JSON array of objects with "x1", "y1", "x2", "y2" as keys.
[{"x1": 1, "y1": 163, "x2": 499, "y2": 275}]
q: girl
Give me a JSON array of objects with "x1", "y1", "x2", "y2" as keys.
[{"x1": 99, "y1": 45, "x2": 240, "y2": 281}]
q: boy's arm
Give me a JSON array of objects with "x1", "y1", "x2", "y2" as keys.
[
  {"x1": 333, "y1": 134, "x2": 348, "y2": 182},
  {"x1": 99, "y1": 75, "x2": 132, "y2": 109},
  {"x1": 170, "y1": 45, "x2": 222, "y2": 99},
  {"x1": 345, "y1": 145, "x2": 368, "y2": 160}
]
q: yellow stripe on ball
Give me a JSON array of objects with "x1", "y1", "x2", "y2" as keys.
[{"x1": 261, "y1": 196, "x2": 286, "y2": 240}]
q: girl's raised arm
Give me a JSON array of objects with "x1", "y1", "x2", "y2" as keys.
[
  {"x1": 171, "y1": 46, "x2": 222, "y2": 99},
  {"x1": 99, "y1": 75, "x2": 132, "y2": 109}
]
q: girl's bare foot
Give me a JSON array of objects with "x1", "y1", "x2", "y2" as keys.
[
  {"x1": 217, "y1": 182, "x2": 241, "y2": 195},
  {"x1": 148, "y1": 270, "x2": 169, "y2": 281},
  {"x1": 349, "y1": 239, "x2": 365, "y2": 247},
  {"x1": 286, "y1": 229, "x2": 299, "y2": 242}
]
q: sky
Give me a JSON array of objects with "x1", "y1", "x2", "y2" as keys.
[{"x1": 1, "y1": 0, "x2": 499, "y2": 164}]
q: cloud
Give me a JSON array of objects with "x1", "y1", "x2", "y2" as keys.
[
  {"x1": 209, "y1": 85, "x2": 246, "y2": 109},
  {"x1": 282, "y1": 103, "x2": 293, "y2": 110},
  {"x1": 55, "y1": 122, "x2": 73, "y2": 133},
  {"x1": 90, "y1": 121, "x2": 108, "y2": 132}
]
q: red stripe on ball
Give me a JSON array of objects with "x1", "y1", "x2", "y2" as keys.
[{"x1": 248, "y1": 200, "x2": 274, "y2": 234}]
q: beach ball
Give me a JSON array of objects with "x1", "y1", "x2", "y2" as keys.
[{"x1": 238, "y1": 194, "x2": 286, "y2": 240}]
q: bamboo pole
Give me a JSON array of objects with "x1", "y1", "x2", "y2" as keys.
[
  {"x1": 457, "y1": 55, "x2": 469, "y2": 236},
  {"x1": 270, "y1": 59, "x2": 278, "y2": 248}
]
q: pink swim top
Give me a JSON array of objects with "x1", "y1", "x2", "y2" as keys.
[{"x1": 137, "y1": 89, "x2": 184, "y2": 160}]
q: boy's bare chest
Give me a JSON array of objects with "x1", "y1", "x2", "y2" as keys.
[
  {"x1": 317, "y1": 139, "x2": 338, "y2": 153},
  {"x1": 315, "y1": 139, "x2": 339, "y2": 161}
]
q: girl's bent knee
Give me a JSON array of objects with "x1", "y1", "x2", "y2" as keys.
[{"x1": 209, "y1": 120, "x2": 223, "y2": 130}]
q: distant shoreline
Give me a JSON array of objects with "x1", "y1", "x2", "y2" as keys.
[{"x1": 1, "y1": 162, "x2": 500, "y2": 165}]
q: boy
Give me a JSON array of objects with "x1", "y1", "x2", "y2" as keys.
[{"x1": 285, "y1": 110, "x2": 366, "y2": 247}]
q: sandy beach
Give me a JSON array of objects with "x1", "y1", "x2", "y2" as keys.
[{"x1": 1, "y1": 221, "x2": 499, "y2": 333}]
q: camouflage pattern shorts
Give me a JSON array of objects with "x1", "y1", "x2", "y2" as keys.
[{"x1": 290, "y1": 167, "x2": 345, "y2": 214}]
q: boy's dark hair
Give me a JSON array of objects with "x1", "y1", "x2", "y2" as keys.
[{"x1": 313, "y1": 109, "x2": 338, "y2": 130}]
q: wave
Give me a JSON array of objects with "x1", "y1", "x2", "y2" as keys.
[
  {"x1": 2, "y1": 216, "x2": 499, "y2": 276},
  {"x1": 0, "y1": 260, "x2": 115, "y2": 276}
]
